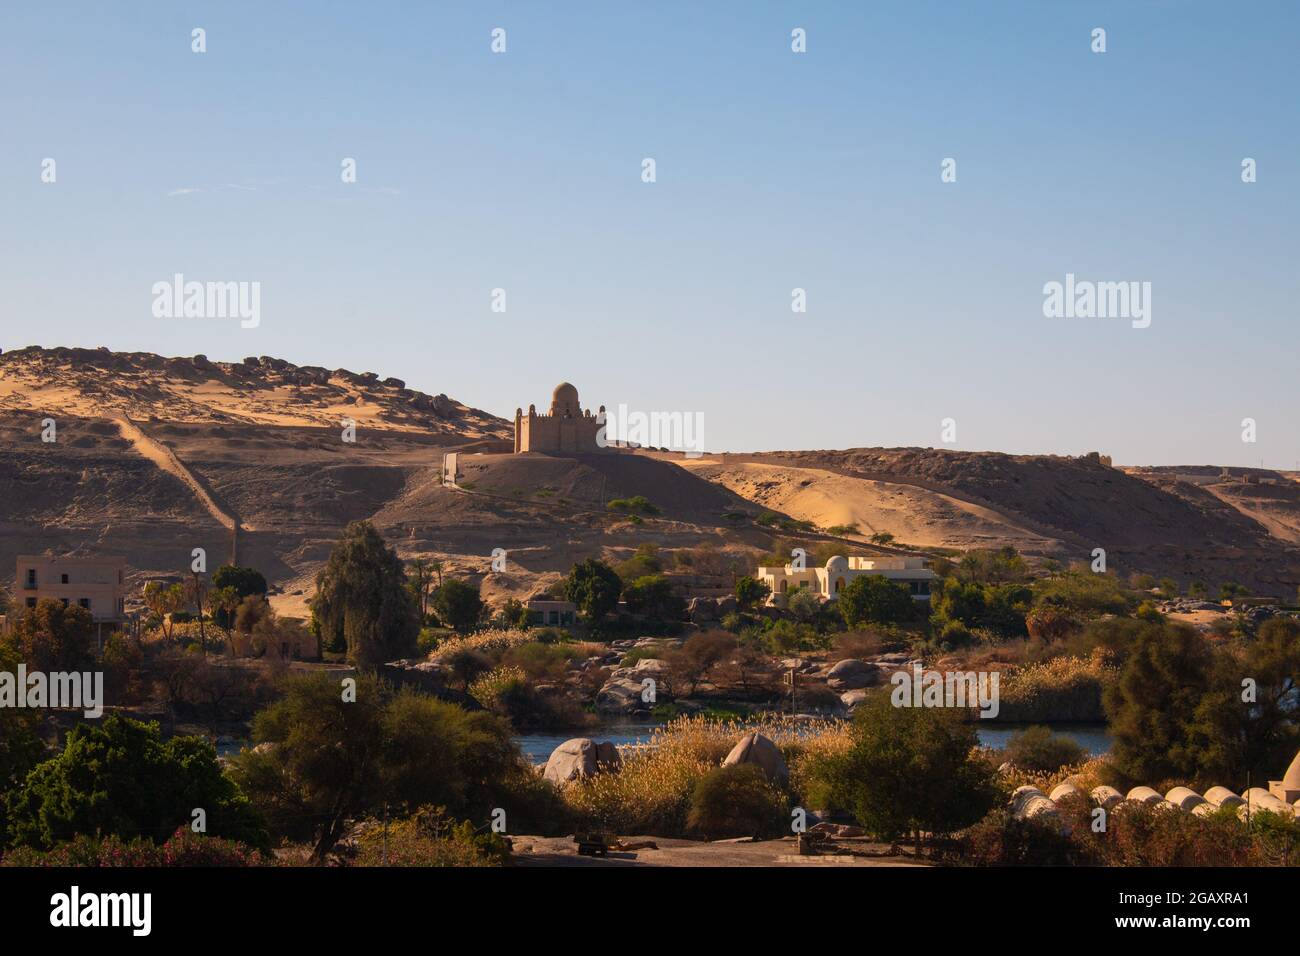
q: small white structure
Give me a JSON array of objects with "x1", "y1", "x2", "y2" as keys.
[
  {"x1": 1269, "y1": 750, "x2": 1300, "y2": 806},
  {"x1": 757, "y1": 555, "x2": 937, "y2": 603}
]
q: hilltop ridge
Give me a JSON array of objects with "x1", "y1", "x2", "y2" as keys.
[{"x1": 0, "y1": 345, "x2": 511, "y2": 439}]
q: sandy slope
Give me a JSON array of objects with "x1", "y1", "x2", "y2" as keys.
[{"x1": 676, "y1": 458, "x2": 1060, "y2": 552}]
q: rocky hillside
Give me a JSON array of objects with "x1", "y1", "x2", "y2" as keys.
[
  {"x1": 680, "y1": 449, "x2": 1300, "y2": 596},
  {"x1": 0, "y1": 346, "x2": 510, "y2": 438}
]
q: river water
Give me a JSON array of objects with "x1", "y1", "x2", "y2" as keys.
[{"x1": 515, "y1": 721, "x2": 1114, "y2": 765}]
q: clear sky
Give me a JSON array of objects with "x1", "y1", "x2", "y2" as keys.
[{"x1": 2, "y1": 2, "x2": 1296, "y2": 467}]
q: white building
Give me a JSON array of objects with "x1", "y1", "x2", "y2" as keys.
[{"x1": 757, "y1": 555, "x2": 938, "y2": 603}]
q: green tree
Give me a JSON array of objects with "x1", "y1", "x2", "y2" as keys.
[
  {"x1": 820, "y1": 692, "x2": 997, "y2": 854},
  {"x1": 311, "y1": 521, "x2": 420, "y2": 667},
  {"x1": 211, "y1": 565, "x2": 267, "y2": 628},
  {"x1": 143, "y1": 581, "x2": 187, "y2": 642},
  {"x1": 432, "y1": 579, "x2": 484, "y2": 632},
  {"x1": 0, "y1": 645, "x2": 47, "y2": 844},
  {"x1": 623, "y1": 574, "x2": 685, "y2": 621},
  {"x1": 1103, "y1": 621, "x2": 1222, "y2": 784},
  {"x1": 839, "y1": 575, "x2": 914, "y2": 628},
  {"x1": 2, "y1": 599, "x2": 95, "y2": 673},
  {"x1": 1186, "y1": 617, "x2": 1300, "y2": 785},
  {"x1": 4, "y1": 715, "x2": 266, "y2": 851},
  {"x1": 406, "y1": 559, "x2": 436, "y2": 622},
  {"x1": 563, "y1": 559, "x2": 623, "y2": 622},
  {"x1": 734, "y1": 575, "x2": 771, "y2": 611},
  {"x1": 614, "y1": 544, "x2": 662, "y2": 583},
  {"x1": 209, "y1": 586, "x2": 242, "y2": 654},
  {"x1": 229, "y1": 673, "x2": 525, "y2": 862},
  {"x1": 667, "y1": 631, "x2": 736, "y2": 696}
]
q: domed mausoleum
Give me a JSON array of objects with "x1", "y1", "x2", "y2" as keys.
[{"x1": 514, "y1": 382, "x2": 609, "y2": 453}]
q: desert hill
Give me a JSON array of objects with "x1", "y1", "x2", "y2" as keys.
[
  {"x1": 3, "y1": 347, "x2": 1299, "y2": 607},
  {"x1": 0, "y1": 345, "x2": 509, "y2": 437},
  {"x1": 678, "y1": 449, "x2": 1300, "y2": 597},
  {"x1": 0, "y1": 349, "x2": 775, "y2": 616}
]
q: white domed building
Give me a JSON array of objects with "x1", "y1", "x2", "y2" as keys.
[{"x1": 756, "y1": 553, "x2": 937, "y2": 604}]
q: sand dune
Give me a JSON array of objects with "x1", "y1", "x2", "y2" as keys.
[{"x1": 676, "y1": 458, "x2": 1061, "y2": 552}]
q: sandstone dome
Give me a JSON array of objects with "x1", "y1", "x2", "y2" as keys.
[
  {"x1": 825, "y1": 555, "x2": 849, "y2": 574},
  {"x1": 551, "y1": 382, "x2": 579, "y2": 416}
]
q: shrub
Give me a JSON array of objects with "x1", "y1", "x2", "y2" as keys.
[
  {"x1": 667, "y1": 631, "x2": 736, "y2": 696},
  {"x1": 615, "y1": 544, "x2": 663, "y2": 582},
  {"x1": 563, "y1": 715, "x2": 835, "y2": 837},
  {"x1": 1004, "y1": 725, "x2": 1087, "y2": 773},
  {"x1": 352, "y1": 806, "x2": 509, "y2": 867},
  {"x1": 623, "y1": 574, "x2": 686, "y2": 621},
  {"x1": 936, "y1": 619, "x2": 975, "y2": 651},
  {"x1": 1033, "y1": 570, "x2": 1133, "y2": 618},
  {"x1": 686, "y1": 765, "x2": 788, "y2": 840},
  {"x1": 812, "y1": 692, "x2": 998, "y2": 852},
  {"x1": 1025, "y1": 606, "x2": 1082, "y2": 643},
  {"x1": 957, "y1": 809, "x2": 1085, "y2": 866},
  {"x1": 607, "y1": 496, "x2": 660, "y2": 516},
  {"x1": 0, "y1": 828, "x2": 266, "y2": 867},
  {"x1": 996, "y1": 651, "x2": 1118, "y2": 722},
  {"x1": 468, "y1": 665, "x2": 528, "y2": 710}
]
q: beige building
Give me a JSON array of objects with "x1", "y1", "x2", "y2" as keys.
[
  {"x1": 15, "y1": 554, "x2": 127, "y2": 623},
  {"x1": 757, "y1": 554, "x2": 938, "y2": 603},
  {"x1": 526, "y1": 598, "x2": 578, "y2": 627},
  {"x1": 514, "y1": 382, "x2": 609, "y2": 454},
  {"x1": 1270, "y1": 750, "x2": 1300, "y2": 806}
]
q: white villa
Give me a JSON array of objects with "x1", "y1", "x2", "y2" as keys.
[{"x1": 757, "y1": 554, "x2": 938, "y2": 603}]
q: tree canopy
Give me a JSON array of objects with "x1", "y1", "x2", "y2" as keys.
[
  {"x1": 563, "y1": 559, "x2": 622, "y2": 622},
  {"x1": 4, "y1": 715, "x2": 267, "y2": 852},
  {"x1": 311, "y1": 521, "x2": 420, "y2": 666}
]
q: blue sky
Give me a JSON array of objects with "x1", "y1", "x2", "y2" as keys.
[{"x1": 1, "y1": 2, "x2": 1297, "y2": 466}]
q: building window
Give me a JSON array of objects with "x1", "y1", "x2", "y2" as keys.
[
  {"x1": 61, "y1": 573, "x2": 69, "y2": 584},
  {"x1": 25, "y1": 569, "x2": 36, "y2": 588},
  {"x1": 25, "y1": 597, "x2": 36, "y2": 609},
  {"x1": 60, "y1": 598, "x2": 69, "y2": 607},
  {"x1": 79, "y1": 598, "x2": 90, "y2": 609}
]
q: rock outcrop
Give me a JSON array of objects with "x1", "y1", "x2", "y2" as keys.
[
  {"x1": 722, "y1": 732, "x2": 788, "y2": 784},
  {"x1": 542, "y1": 738, "x2": 622, "y2": 785}
]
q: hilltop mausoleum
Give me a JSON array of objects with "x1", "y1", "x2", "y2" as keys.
[{"x1": 514, "y1": 382, "x2": 608, "y2": 454}]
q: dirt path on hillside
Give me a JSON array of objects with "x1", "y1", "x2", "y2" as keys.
[{"x1": 110, "y1": 412, "x2": 244, "y2": 551}]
